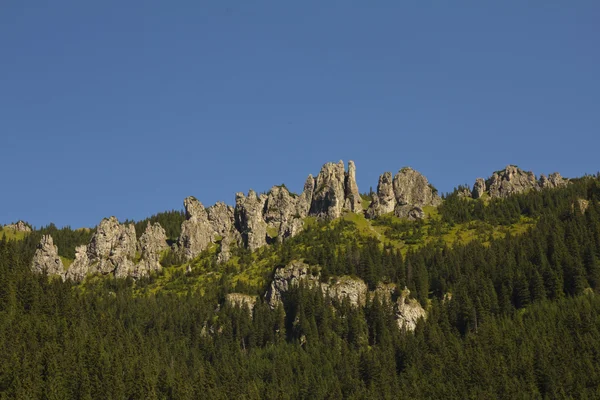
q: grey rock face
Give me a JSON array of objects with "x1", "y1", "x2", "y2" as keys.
[
  {"x1": 392, "y1": 167, "x2": 441, "y2": 207},
  {"x1": 87, "y1": 216, "x2": 137, "y2": 276},
  {"x1": 366, "y1": 172, "x2": 396, "y2": 218},
  {"x1": 179, "y1": 197, "x2": 214, "y2": 260},
  {"x1": 486, "y1": 165, "x2": 537, "y2": 198},
  {"x1": 324, "y1": 276, "x2": 368, "y2": 307},
  {"x1": 31, "y1": 235, "x2": 64, "y2": 277},
  {"x1": 265, "y1": 185, "x2": 297, "y2": 228},
  {"x1": 472, "y1": 178, "x2": 486, "y2": 199},
  {"x1": 265, "y1": 260, "x2": 320, "y2": 308},
  {"x1": 135, "y1": 222, "x2": 168, "y2": 278},
  {"x1": 264, "y1": 185, "x2": 306, "y2": 242},
  {"x1": 278, "y1": 218, "x2": 303, "y2": 242},
  {"x1": 394, "y1": 205, "x2": 425, "y2": 221},
  {"x1": 539, "y1": 172, "x2": 568, "y2": 189},
  {"x1": 367, "y1": 167, "x2": 440, "y2": 219},
  {"x1": 235, "y1": 190, "x2": 268, "y2": 251},
  {"x1": 4, "y1": 220, "x2": 31, "y2": 232},
  {"x1": 396, "y1": 288, "x2": 427, "y2": 331},
  {"x1": 207, "y1": 202, "x2": 235, "y2": 239},
  {"x1": 344, "y1": 161, "x2": 363, "y2": 213},
  {"x1": 296, "y1": 175, "x2": 315, "y2": 218},
  {"x1": 266, "y1": 260, "x2": 370, "y2": 309},
  {"x1": 65, "y1": 245, "x2": 89, "y2": 281},
  {"x1": 309, "y1": 161, "x2": 347, "y2": 219}
]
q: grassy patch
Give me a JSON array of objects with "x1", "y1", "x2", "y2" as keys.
[{"x1": 0, "y1": 228, "x2": 28, "y2": 241}]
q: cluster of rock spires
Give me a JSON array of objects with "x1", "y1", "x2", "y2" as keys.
[
  {"x1": 31, "y1": 161, "x2": 571, "y2": 283},
  {"x1": 466, "y1": 165, "x2": 568, "y2": 199},
  {"x1": 177, "y1": 160, "x2": 365, "y2": 262},
  {"x1": 32, "y1": 217, "x2": 168, "y2": 281}
]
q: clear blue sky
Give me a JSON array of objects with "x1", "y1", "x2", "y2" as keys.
[{"x1": 1, "y1": 1, "x2": 599, "y2": 228}]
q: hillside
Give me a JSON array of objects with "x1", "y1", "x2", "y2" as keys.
[{"x1": 2, "y1": 162, "x2": 600, "y2": 398}]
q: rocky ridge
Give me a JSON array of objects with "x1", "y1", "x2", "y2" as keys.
[
  {"x1": 265, "y1": 260, "x2": 426, "y2": 331},
  {"x1": 3, "y1": 220, "x2": 32, "y2": 232},
  {"x1": 469, "y1": 165, "x2": 568, "y2": 199},
  {"x1": 179, "y1": 160, "x2": 367, "y2": 261}
]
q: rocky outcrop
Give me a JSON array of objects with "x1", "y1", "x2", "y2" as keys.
[
  {"x1": 344, "y1": 161, "x2": 363, "y2": 213},
  {"x1": 472, "y1": 178, "x2": 486, "y2": 199},
  {"x1": 366, "y1": 172, "x2": 396, "y2": 218},
  {"x1": 31, "y1": 235, "x2": 64, "y2": 277},
  {"x1": 235, "y1": 190, "x2": 268, "y2": 251},
  {"x1": 86, "y1": 216, "x2": 137, "y2": 277},
  {"x1": 474, "y1": 166, "x2": 569, "y2": 199},
  {"x1": 4, "y1": 220, "x2": 31, "y2": 232},
  {"x1": 309, "y1": 161, "x2": 347, "y2": 219},
  {"x1": 394, "y1": 205, "x2": 425, "y2": 221},
  {"x1": 134, "y1": 222, "x2": 168, "y2": 278},
  {"x1": 486, "y1": 165, "x2": 537, "y2": 198},
  {"x1": 65, "y1": 245, "x2": 89, "y2": 281},
  {"x1": 264, "y1": 185, "x2": 304, "y2": 242},
  {"x1": 539, "y1": 172, "x2": 568, "y2": 189},
  {"x1": 395, "y1": 288, "x2": 427, "y2": 331},
  {"x1": 179, "y1": 197, "x2": 214, "y2": 260},
  {"x1": 266, "y1": 261, "x2": 320, "y2": 308},
  {"x1": 367, "y1": 167, "x2": 440, "y2": 219},
  {"x1": 206, "y1": 202, "x2": 236, "y2": 239},
  {"x1": 324, "y1": 276, "x2": 368, "y2": 307},
  {"x1": 296, "y1": 175, "x2": 315, "y2": 218},
  {"x1": 266, "y1": 260, "x2": 368, "y2": 309},
  {"x1": 393, "y1": 167, "x2": 441, "y2": 208}
]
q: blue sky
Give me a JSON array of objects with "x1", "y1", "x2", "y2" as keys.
[{"x1": 1, "y1": 1, "x2": 599, "y2": 228}]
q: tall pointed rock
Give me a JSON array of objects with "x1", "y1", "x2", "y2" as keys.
[{"x1": 344, "y1": 160, "x2": 362, "y2": 213}]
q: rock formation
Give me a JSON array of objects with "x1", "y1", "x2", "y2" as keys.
[
  {"x1": 206, "y1": 202, "x2": 236, "y2": 240},
  {"x1": 473, "y1": 166, "x2": 569, "y2": 199},
  {"x1": 264, "y1": 185, "x2": 302, "y2": 242},
  {"x1": 52, "y1": 217, "x2": 170, "y2": 281},
  {"x1": 86, "y1": 216, "x2": 137, "y2": 277},
  {"x1": 134, "y1": 222, "x2": 168, "y2": 278},
  {"x1": 309, "y1": 161, "x2": 347, "y2": 219},
  {"x1": 65, "y1": 245, "x2": 89, "y2": 281},
  {"x1": 324, "y1": 276, "x2": 368, "y2": 307},
  {"x1": 31, "y1": 235, "x2": 64, "y2": 277},
  {"x1": 539, "y1": 172, "x2": 568, "y2": 189},
  {"x1": 344, "y1": 161, "x2": 363, "y2": 213},
  {"x1": 266, "y1": 260, "x2": 320, "y2": 308},
  {"x1": 366, "y1": 172, "x2": 396, "y2": 218},
  {"x1": 4, "y1": 220, "x2": 31, "y2": 232},
  {"x1": 396, "y1": 288, "x2": 427, "y2": 331},
  {"x1": 235, "y1": 190, "x2": 268, "y2": 251},
  {"x1": 179, "y1": 197, "x2": 214, "y2": 260},
  {"x1": 295, "y1": 175, "x2": 315, "y2": 218},
  {"x1": 393, "y1": 167, "x2": 441, "y2": 208},
  {"x1": 472, "y1": 178, "x2": 486, "y2": 199},
  {"x1": 486, "y1": 165, "x2": 537, "y2": 198},
  {"x1": 367, "y1": 167, "x2": 440, "y2": 219},
  {"x1": 265, "y1": 261, "x2": 425, "y2": 331}
]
